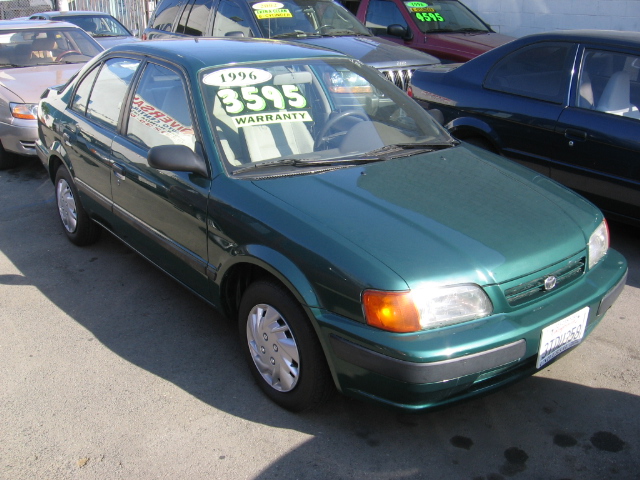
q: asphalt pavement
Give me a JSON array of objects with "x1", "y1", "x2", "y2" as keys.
[{"x1": 1, "y1": 157, "x2": 639, "y2": 480}]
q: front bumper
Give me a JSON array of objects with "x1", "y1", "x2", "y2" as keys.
[
  {"x1": 315, "y1": 249, "x2": 627, "y2": 411},
  {"x1": 0, "y1": 118, "x2": 37, "y2": 156}
]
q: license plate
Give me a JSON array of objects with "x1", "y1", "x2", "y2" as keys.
[{"x1": 537, "y1": 307, "x2": 589, "y2": 369}]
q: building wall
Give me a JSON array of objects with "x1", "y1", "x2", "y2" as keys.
[{"x1": 461, "y1": 0, "x2": 640, "y2": 37}]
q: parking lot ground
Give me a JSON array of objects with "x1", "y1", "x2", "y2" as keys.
[{"x1": 1, "y1": 157, "x2": 639, "y2": 480}]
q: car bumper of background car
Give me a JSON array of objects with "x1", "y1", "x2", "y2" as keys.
[
  {"x1": 315, "y1": 249, "x2": 627, "y2": 411},
  {"x1": 0, "y1": 119, "x2": 37, "y2": 156}
]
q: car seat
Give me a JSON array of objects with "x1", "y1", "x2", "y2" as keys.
[{"x1": 596, "y1": 71, "x2": 640, "y2": 119}]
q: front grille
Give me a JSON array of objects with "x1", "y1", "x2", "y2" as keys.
[
  {"x1": 504, "y1": 257, "x2": 586, "y2": 306},
  {"x1": 379, "y1": 68, "x2": 415, "y2": 91},
  {"x1": 20, "y1": 140, "x2": 36, "y2": 150}
]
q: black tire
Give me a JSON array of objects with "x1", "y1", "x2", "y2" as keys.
[
  {"x1": 0, "y1": 142, "x2": 18, "y2": 170},
  {"x1": 238, "y1": 280, "x2": 333, "y2": 412},
  {"x1": 54, "y1": 166, "x2": 100, "y2": 246}
]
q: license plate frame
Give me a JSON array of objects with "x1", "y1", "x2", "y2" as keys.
[{"x1": 537, "y1": 307, "x2": 589, "y2": 369}]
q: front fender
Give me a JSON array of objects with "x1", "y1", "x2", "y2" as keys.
[
  {"x1": 446, "y1": 116, "x2": 501, "y2": 151},
  {"x1": 219, "y1": 244, "x2": 320, "y2": 309}
]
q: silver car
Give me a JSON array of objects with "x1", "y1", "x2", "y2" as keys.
[
  {"x1": 27, "y1": 11, "x2": 140, "y2": 49},
  {"x1": 0, "y1": 20, "x2": 102, "y2": 169}
]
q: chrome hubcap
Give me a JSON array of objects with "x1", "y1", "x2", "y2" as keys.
[
  {"x1": 246, "y1": 303, "x2": 300, "y2": 392},
  {"x1": 56, "y1": 178, "x2": 77, "y2": 233}
]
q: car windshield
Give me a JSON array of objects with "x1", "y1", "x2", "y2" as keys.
[
  {"x1": 0, "y1": 28, "x2": 101, "y2": 67},
  {"x1": 249, "y1": 0, "x2": 371, "y2": 38},
  {"x1": 201, "y1": 58, "x2": 453, "y2": 173},
  {"x1": 60, "y1": 15, "x2": 132, "y2": 37},
  {"x1": 403, "y1": 0, "x2": 490, "y2": 34}
]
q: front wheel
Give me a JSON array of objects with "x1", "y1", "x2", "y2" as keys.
[
  {"x1": 239, "y1": 280, "x2": 333, "y2": 412},
  {"x1": 55, "y1": 166, "x2": 100, "y2": 246}
]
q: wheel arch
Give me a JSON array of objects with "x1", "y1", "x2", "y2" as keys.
[
  {"x1": 218, "y1": 245, "x2": 320, "y2": 325},
  {"x1": 446, "y1": 116, "x2": 501, "y2": 153}
]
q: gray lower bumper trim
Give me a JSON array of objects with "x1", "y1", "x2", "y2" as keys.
[
  {"x1": 330, "y1": 335, "x2": 526, "y2": 384},
  {"x1": 597, "y1": 269, "x2": 627, "y2": 316}
]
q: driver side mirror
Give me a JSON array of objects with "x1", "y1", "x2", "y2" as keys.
[
  {"x1": 147, "y1": 145, "x2": 209, "y2": 177},
  {"x1": 387, "y1": 24, "x2": 413, "y2": 41}
]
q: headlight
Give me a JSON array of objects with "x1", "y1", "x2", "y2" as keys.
[
  {"x1": 588, "y1": 220, "x2": 609, "y2": 269},
  {"x1": 363, "y1": 284, "x2": 493, "y2": 333},
  {"x1": 10, "y1": 102, "x2": 38, "y2": 120}
]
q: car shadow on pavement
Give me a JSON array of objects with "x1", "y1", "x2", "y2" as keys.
[{"x1": 1, "y1": 157, "x2": 638, "y2": 479}]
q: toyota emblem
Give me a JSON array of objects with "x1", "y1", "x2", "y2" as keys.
[{"x1": 544, "y1": 276, "x2": 557, "y2": 291}]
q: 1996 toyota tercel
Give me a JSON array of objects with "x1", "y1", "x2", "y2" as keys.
[{"x1": 37, "y1": 38, "x2": 627, "y2": 411}]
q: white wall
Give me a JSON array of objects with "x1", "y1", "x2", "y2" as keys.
[{"x1": 461, "y1": 0, "x2": 640, "y2": 37}]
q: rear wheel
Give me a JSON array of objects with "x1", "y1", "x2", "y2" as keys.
[
  {"x1": 239, "y1": 280, "x2": 333, "y2": 412},
  {"x1": 55, "y1": 166, "x2": 100, "y2": 246}
]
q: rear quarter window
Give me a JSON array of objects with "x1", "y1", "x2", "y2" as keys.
[{"x1": 484, "y1": 42, "x2": 575, "y2": 104}]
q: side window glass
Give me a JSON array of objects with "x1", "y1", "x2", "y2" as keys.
[
  {"x1": 212, "y1": 1, "x2": 253, "y2": 37},
  {"x1": 484, "y1": 43, "x2": 573, "y2": 103},
  {"x1": 71, "y1": 65, "x2": 100, "y2": 115},
  {"x1": 578, "y1": 49, "x2": 640, "y2": 120},
  {"x1": 86, "y1": 58, "x2": 141, "y2": 128},
  {"x1": 151, "y1": 0, "x2": 185, "y2": 31},
  {"x1": 176, "y1": 0, "x2": 196, "y2": 34},
  {"x1": 127, "y1": 63, "x2": 196, "y2": 150},
  {"x1": 365, "y1": 0, "x2": 408, "y2": 36},
  {"x1": 177, "y1": 0, "x2": 212, "y2": 36}
]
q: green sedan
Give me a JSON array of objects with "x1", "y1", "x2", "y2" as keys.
[{"x1": 36, "y1": 38, "x2": 628, "y2": 412}]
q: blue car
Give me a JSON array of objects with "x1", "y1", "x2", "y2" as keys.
[{"x1": 410, "y1": 30, "x2": 640, "y2": 226}]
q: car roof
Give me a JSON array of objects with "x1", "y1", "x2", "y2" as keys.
[
  {"x1": 106, "y1": 37, "x2": 347, "y2": 68},
  {"x1": 29, "y1": 11, "x2": 115, "y2": 17},
  {"x1": 515, "y1": 29, "x2": 640, "y2": 49},
  {"x1": 0, "y1": 19, "x2": 82, "y2": 30}
]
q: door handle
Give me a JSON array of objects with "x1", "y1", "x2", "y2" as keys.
[
  {"x1": 564, "y1": 129, "x2": 587, "y2": 143},
  {"x1": 112, "y1": 163, "x2": 126, "y2": 181}
]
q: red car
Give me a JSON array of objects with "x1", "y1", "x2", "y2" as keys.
[{"x1": 352, "y1": 0, "x2": 513, "y2": 62}]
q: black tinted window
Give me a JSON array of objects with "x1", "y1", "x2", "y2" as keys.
[
  {"x1": 365, "y1": 0, "x2": 407, "y2": 36},
  {"x1": 151, "y1": 0, "x2": 186, "y2": 31},
  {"x1": 212, "y1": 0, "x2": 253, "y2": 37},
  {"x1": 485, "y1": 43, "x2": 574, "y2": 104},
  {"x1": 177, "y1": 0, "x2": 212, "y2": 35}
]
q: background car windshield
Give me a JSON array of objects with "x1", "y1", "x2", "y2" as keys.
[
  {"x1": 400, "y1": 0, "x2": 490, "y2": 34},
  {"x1": 201, "y1": 58, "x2": 450, "y2": 170},
  {"x1": 0, "y1": 28, "x2": 101, "y2": 67},
  {"x1": 61, "y1": 15, "x2": 132, "y2": 37},
  {"x1": 250, "y1": 0, "x2": 370, "y2": 37}
]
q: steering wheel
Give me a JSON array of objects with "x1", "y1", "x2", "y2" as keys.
[
  {"x1": 314, "y1": 110, "x2": 369, "y2": 149},
  {"x1": 55, "y1": 50, "x2": 80, "y2": 62}
]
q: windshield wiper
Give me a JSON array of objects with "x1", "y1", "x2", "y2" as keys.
[
  {"x1": 270, "y1": 31, "x2": 321, "y2": 39},
  {"x1": 232, "y1": 156, "x2": 385, "y2": 174},
  {"x1": 364, "y1": 140, "x2": 458, "y2": 157}
]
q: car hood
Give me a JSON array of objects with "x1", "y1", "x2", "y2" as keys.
[
  {"x1": 0, "y1": 64, "x2": 84, "y2": 103},
  {"x1": 295, "y1": 35, "x2": 440, "y2": 68},
  {"x1": 428, "y1": 31, "x2": 513, "y2": 58},
  {"x1": 252, "y1": 147, "x2": 596, "y2": 288},
  {"x1": 93, "y1": 35, "x2": 141, "y2": 49}
]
